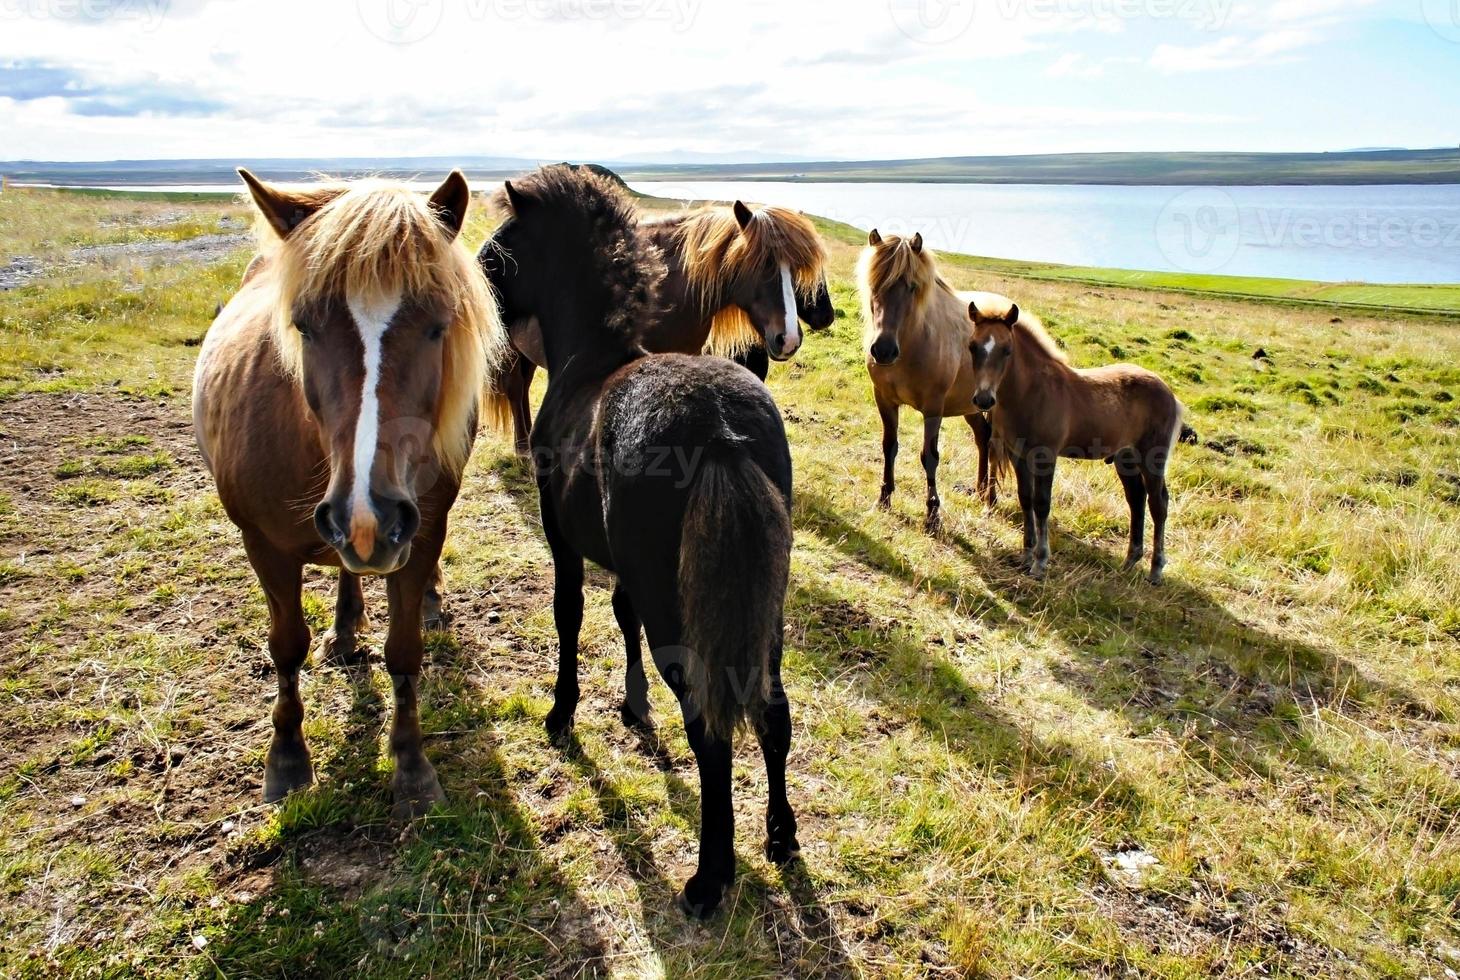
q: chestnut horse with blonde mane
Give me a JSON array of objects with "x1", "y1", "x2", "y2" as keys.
[
  {"x1": 494, "y1": 198, "x2": 832, "y2": 453},
  {"x1": 193, "y1": 170, "x2": 508, "y2": 819},
  {"x1": 967, "y1": 298, "x2": 1190, "y2": 584},
  {"x1": 858, "y1": 230, "x2": 999, "y2": 531}
]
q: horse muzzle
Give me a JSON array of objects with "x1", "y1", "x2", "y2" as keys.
[
  {"x1": 869, "y1": 339, "x2": 900, "y2": 366},
  {"x1": 315, "y1": 496, "x2": 420, "y2": 575},
  {"x1": 973, "y1": 391, "x2": 997, "y2": 411}
]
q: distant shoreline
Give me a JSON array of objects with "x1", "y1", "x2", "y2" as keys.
[{"x1": 4, "y1": 148, "x2": 1459, "y2": 187}]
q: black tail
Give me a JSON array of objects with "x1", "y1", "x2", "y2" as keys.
[
  {"x1": 679, "y1": 453, "x2": 792, "y2": 742},
  {"x1": 1179, "y1": 423, "x2": 1199, "y2": 445}
]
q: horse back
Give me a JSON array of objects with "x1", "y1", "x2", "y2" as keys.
[{"x1": 1070, "y1": 363, "x2": 1182, "y2": 453}]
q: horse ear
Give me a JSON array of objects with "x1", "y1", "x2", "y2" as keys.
[
  {"x1": 239, "y1": 168, "x2": 322, "y2": 240},
  {"x1": 733, "y1": 200, "x2": 755, "y2": 231},
  {"x1": 868, "y1": 228, "x2": 882, "y2": 246},
  {"x1": 428, "y1": 170, "x2": 471, "y2": 240},
  {"x1": 503, "y1": 180, "x2": 531, "y2": 214},
  {"x1": 968, "y1": 300, "x2": 980, "y2": 320},
  {"x1": 910, "y1": 232, "x2": 924, "y2": 254},
  {"x1": 1004, "y1": 303, "x2": 1020, "y2": 326}
]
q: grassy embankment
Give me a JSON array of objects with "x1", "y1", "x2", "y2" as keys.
[{"x1": 0, "y1": 186, "x2": 1458, "y2": 977}]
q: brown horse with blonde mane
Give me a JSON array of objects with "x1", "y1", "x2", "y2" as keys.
[
  {"x1": 967, "y1": 297, "x2": 1190, "y2": 584},
  {"x1": 858, "y1": 229, "x2": 998, "y2": 531},
  {"x1": 193, "y1": 170, "x2": 507, "y2": 818},
  {"x1": 494, "y1": 198, "x2": 832, "y2": 453}
]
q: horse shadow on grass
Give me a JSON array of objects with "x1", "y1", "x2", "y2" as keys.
[
  {"x1": 551, "y1": 726, "x2": 859, "y2": 978},
  {"x1": 204, "y1": 650, "x2": 613, "y2": 977},
  {"x1": 798, "y1": 487, "x2": 1450, "y2": 798}
]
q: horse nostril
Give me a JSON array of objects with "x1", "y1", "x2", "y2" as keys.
[
  {"x1": 382, "y1": 499, "x2": 420, "y2": 547},
  {"x1": 773, "y1": 333, "x2": 786, "y2": 351},
  {"x1": 314, "y1": 501, "x2": 346, "y2": 548},
  {"x1": 974, "y1": 393, "x2": 996, "y2": 411}
]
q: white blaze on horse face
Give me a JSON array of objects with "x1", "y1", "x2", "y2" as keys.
[
  {"x1": 980, "y1": 337, "x2": 995, "y2": 357},
  {"x1": 345, "y1": 290, "x2": 401, "y2": 559},
  {"x1": 778, "y1": 262, "x2": 801, "y2": 356}
]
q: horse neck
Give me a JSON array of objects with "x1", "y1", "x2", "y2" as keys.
[
  {"x1": 1003, "y1": 325, "x2": 1069, "y2": 404},
  {"x1": 533, "y1": 284, "x2": 636, "y2": 379}
]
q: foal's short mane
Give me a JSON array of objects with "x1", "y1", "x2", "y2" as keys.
[
  {"x1": 671, "y1": 204, "x2": 827, "y2": 356},
  {"x1": 488, "y1": 165, "x2": 665, "y2": 344},
  {"x1": 252, "y1": 177, "x2": 508, "y2": 476}
]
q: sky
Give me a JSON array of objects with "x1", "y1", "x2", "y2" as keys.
[{"x1": 0, "y1": 0, "x2": 1457, "y2": 162}]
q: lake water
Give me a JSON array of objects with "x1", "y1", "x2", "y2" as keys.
[
  {"x1": 630, "y1": 181, "x2": 1460, "y2": 285},
  {"x1": 23, "y1": 180, "x2": 1460, "y2": 284}
]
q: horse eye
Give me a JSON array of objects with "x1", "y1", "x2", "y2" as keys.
[
  {"x1": 428, "y1": 322, "x2": 447, "y2": 341},
  {"x1": 294, "y1": 321, "x2": 312, "y2": 340},
  {"x1": 906, "y1": 282, "x2": 917, "y2": 294}
]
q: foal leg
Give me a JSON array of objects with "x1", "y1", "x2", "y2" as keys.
[
  {"x1": 755, "y1": 634, "x2": 799, "y2": 867},
  {"x1": 321, "y1": 569, "x2": 369, "y2": 665},
  {"x1": 384, "y1": 550, "x2": 447, "y2": 820},
  {"x1": 244, "y1": 537, "x2": 314, "y2": 803},
  {"x1": 614, "y1": 582, "x2": 652, "y2": 730},
  {"x1": 541, "y1": 500, "x2": 585, "y2": 740},
  {"x1": 920, "y1": 414, "x2": 945, "y2": 532},
  {"x1": 735, "y1": 344, "x2": 771, "y2": 382},
  {"x1": 967, "y1": 414, "x2": 997, "y2": 508},
  {"x1": 1118, "y1": 452, "x2": 1148, "y2": 572},
  {"x1": 1013, "y1": 455, "x2": 1036, "y2": 572},
  {"x1": 876, "y1": 394, "x2": 898, "y2": 509},
  {"x1": 1144, "y1": 467, "x2": 1171, "y2": 585},
  {"x1": 1031, "y1": 462, "x2": 1056, "y2": 580}
]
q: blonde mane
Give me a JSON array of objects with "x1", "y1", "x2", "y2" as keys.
[
  {"x1": 251, "y1": 178, "x2": 509, "y2": 477},
  {"x1": 673, "y1": 205, "x2": 827, "y2": 357},
  {"x1": 967, "y1": 291, "x2": 1069, "y2": 365}
]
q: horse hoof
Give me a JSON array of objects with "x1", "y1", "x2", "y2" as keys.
[
  {"x1": 876, "y1": 495, "x2": 891, "y2": 511},
  {"x1": 544, "y1": 709, "x2": 576, "y2": 742},
  {"x1": 618, "y1": 700, "x2": 653, "y2": 732},
  {"x1": 390, "y1": 767, "x2": 445, "y2": 822},
  {"x1": 1149, "y1": 569, "x2": 1166, "y2": 586},
  {"x1": 675, "y1": 877, "x2": 726, "y2": 921},
  {"x1": 262, "y1": 748, "x2": 314, "y2": 803},
  {"x1": 764, "y1": 835, "x2": 801, "y2": 867},
  {"x1": 1121, "y1": 557, "x2": 1142, "y2": 573},
  {"x1": 1028, "y1": 564, "x2": 1048, "y2": 581},
  {"x1": 320, "y1": 629, "x2": 367, "y2": 666}
]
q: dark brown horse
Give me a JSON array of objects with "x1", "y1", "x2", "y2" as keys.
[
  {"x1": 967, "y1": 297, "x2": 1189, "y2": 584},
  {"x1": 492, "y1": 199, "x2": 833, "y2": 453},
  {"x1": 481, "y1": 165, "x2": 799, "y2": 919},
  {"x1": 193, "y1": 170, "x2": 507, "y2": 818}
]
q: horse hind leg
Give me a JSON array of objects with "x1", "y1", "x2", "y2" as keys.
[
  {"x1": 613, "y1": 582, "x2": 652, "y2": 730},
  {"x1": 321, "y1": 569, "x2": 370, "y2": 664},
  {"x1": 1143, "y1": 466, "x2": 1171, "y2": 585},
  {"x1": 243, "y1": 536, "x2": 314, "y2": 803},
  {"x1": 755, "y1": 634, "x2": 799, "y2": 867},
  {"x1": 1117, "y1": 451, "x2": 1147, "y2": 573}
]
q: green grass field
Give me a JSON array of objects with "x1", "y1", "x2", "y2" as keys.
[{"x1": 1, "y1": 186, "x2": 1458, "y2": 978}]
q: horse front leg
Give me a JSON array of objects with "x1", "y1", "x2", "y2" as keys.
[
  {"x1": 541, "y1": 497, "x2": 584, "y2": 740},
  {"x1": 876, "y1": 395, "x2": 898, "y2": 509},
  {"x1": 422, "y1": 562, "x2": 447, "y2": 632},
  {"x1": 243, "y1": 536, "x2": 314, "y2": 803},
  {"x1": 384, "y1": 548, "x2": 447, "y2": 821},
  {"x1": 967, "y1": 414, "x2": 997, "y2": 508},
  {"x1": 1013, "y1": 454, "x2": 1036, "y2": 573},
  {"x1": 920, "y1": 413, "x2": 945, "y2": 532},
  {"x1": 1030, "y1": 456, "x2": 1056, "y2": 580}
]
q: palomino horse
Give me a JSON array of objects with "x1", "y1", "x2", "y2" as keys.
[
  {"x1": 193, "y1": 170, "x2": 507, "y2": 818},
  {"x1": 967, "y1": 297, "x2": 1189, "y2": 584},
  {"x1": 482, "y1": 166, "x2": 799, "y2": 919},
  {"x1": 493, "y1": 198, "x2": 833, "y2": 453},
  {"x1": 858, "y1": 230, "x2": 998, "y2": 530}
]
